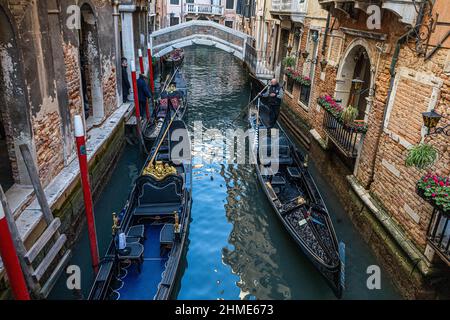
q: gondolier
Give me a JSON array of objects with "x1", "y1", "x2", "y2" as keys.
[
  {"x1": 261, "y1": 79, "x2": 283, "y2": 128},
  {"x1": 137, "y1": 73, "x2": 152, "y2": 117}
]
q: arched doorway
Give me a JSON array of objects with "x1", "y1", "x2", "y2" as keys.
[
  {"x1": 335, "y1": 43, "x2": 372, "y2": 120},
  {"x1": 79, "y1": 3, "x2": 104, "y2": 122},
  {"x1": 0, "y1": 5, "x2": 33, "y2": 190}
]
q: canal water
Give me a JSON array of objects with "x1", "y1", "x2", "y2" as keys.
[{"x1": 50, "y1": 46, "x2": 400, "y2": 300}]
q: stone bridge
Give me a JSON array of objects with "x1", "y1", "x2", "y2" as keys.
[{"x1": 150, "y1": 20, "x2": 274, "y2": 80}]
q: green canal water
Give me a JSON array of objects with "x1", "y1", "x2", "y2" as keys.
[{"x1": 50, "y1": 46, "x2": 400, "y2": 300}]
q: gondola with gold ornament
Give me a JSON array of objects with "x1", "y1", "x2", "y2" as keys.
[{"x1": 88, "y1": 117, "x2": 192, "y2": 300}]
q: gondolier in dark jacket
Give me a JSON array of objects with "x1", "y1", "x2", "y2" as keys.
[
  {"x1": 121, "y1": 58, "x2": 131, "y2": 103},
  {"x1": 262, "y1": 78, "x2": 283, "y2": 128},
  {"x1": 137, "y1": 74, "x2": 152, "y2": 117}
]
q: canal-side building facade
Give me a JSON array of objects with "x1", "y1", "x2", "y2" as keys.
[
  {"x1": 163, "y1": 0, "x2": 239, "y2": 27},
  {"x1": 275, "y1": 0, "x2": 450, "y2": 298},
  {"x1": 0, "y1": 0, "x2": 152, "y2": 298}
]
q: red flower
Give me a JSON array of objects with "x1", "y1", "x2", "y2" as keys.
[{"x1": 439, "y1": 181, "x2": 445, "y2": 187}]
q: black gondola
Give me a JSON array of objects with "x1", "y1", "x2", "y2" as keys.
[
  {"x1": 248, "y1": 99, "x2": 343, "y2": 298},
  {"x1": 143, "y1": 69, "x2": 188, "y2": 149},
  {"x1": 88, "y1": 119, "x2": 192, "y2": 300},
  {"x1": 162, "y1": 48, "x2": 184, "y2": 69}
]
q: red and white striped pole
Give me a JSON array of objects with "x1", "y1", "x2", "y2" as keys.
[
  {"x1": 0, "y1": 202, "x2": 30, "y2": 300},
  {"x1": 131, "y1": 60, "x2": 142, "y2": 132},
  {"x1": 74, "y1": 115, "x2": 99, "y2": 275},
  {"x1": 147, "y1": 43, "x2": 155, "y2": 94},
  {"x1": 138, "y1": 49, "x2": 145, "y2": 75}
]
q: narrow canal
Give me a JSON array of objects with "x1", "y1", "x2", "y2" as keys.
[{"x1": 50, "y1": 46, "x2": 400, "y2": 300}]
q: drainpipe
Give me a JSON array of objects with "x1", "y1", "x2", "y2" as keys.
[
  {"x1": 113, "y1": 0, "x2": 122, "y2": 105},
  {"x1": 367, "y1": 2, "x2": 425, "y2": 189},
  {"x1": 321, "y1": 10, "x2": 331, "y2": 57}
]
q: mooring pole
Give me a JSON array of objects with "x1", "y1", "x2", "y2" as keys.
[
  {"x1": 138, "y1": 49, "x2": 150, "y2": 121},
  {"x1": 131, "y1": 60, "x2": 142, "y2": 133},
  {"x1": 147, "y1": 43, "x2": 155, "y2": 94},
  {"x1": 0, "y1": 200, "x2": 30, "y2": 300},
  {"x1": 74, "y1": 115, "x2": 99, "y2": 275},
  {"x1": 138, "y1": 49, "x2": 145, "y2": 74}
]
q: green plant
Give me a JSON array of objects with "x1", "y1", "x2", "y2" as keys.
[
  {"x1": 405, "y1": 143, "x2": 438, "y2": 169},
  {"x1": 341, "y1": 105, "x2": 358, "y2": 124},
  {"x1": 282, "y1": 56, "x2": 296, "y2": 68}
]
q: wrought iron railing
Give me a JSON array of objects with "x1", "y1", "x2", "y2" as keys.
[
  {"x1": 426, "y1": 208, "x2": 449, "y2": 265},
  {"x1": 322, "y1": 109, "x2": 365, "y2": 158}
]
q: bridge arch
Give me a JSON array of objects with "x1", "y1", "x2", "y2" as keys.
[{"x1": 150, "y1": 20, "x2": 251, "y2": 62}]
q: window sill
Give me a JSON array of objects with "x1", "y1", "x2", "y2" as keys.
[{"x1": 298, "y1": 100, "x2": 309, "y2": 111}]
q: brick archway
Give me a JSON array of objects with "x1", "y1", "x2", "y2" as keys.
[{"x1": 335, "y1": 38, "x2": 375, "y2": 121}]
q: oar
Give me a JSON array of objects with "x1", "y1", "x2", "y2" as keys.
[{"x1": 232, "y1": 82, "x2": 270, "y2": 124}]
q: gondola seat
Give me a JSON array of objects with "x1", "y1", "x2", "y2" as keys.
[
  {"x1": 117, "y1": 242, "x2": 144, "y2": 273},
  {"x1": 127, "y1": 225, "x2": 145, "y2": 241},
  {"x1": 133, "y1": 178, "x2": 183, "y2": 217},
  {"x1": 287, "y1": 167, "x2": 302, "y2": 179},
  {"x1": 271, "y1": 176, "x2": 286, "y2": 186},
  {"x1": 160, "y1": 224, "x2": 174, "y2": 255}
]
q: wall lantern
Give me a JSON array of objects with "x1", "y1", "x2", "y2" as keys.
[
  {"x1": 302, "y1": 51, "x2": 309, "y2": 59},
  {"x1": 320, "y1": 58, "x2": 328, "y2": 70},
  {"x1": 422, "y1": 109, "x2": 449, "y2": 136}
]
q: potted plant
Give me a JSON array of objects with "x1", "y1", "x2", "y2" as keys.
[
  {"x1": 282, "y1": 55, "x2": 296, "y2": 68},
  {"x1": 417, "y1": 173, "x2": 450, "y2": 212},
  {"x1": 341, "y1": 105, "x2": 359, "y2": 124},
  {"x1": 405, "y1": 143, "x2": 438, "y2": 170}
]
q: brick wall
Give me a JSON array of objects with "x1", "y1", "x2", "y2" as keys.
[
  {"x1": 63, "y1": 42, "x2": 83, "y2": 132},
  {"x1": 32, "y1": 111, "x2": 64, "y2": 186},
  {"x1": 370, "y1": 48, "x2": 450, "y2": 249},
  {"x1": 102, "y1": 58, "x2": 117, "y2": 117},
  {"x1": 279, "y1": 12, "x2": 450, "y2": 253}
]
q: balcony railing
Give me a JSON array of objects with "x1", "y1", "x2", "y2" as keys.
[
  {"x1": 322, "y1": 109, "x2": 365, "y2": 158},
  {"x1": 185, "y1": 3, "x2": 224, "y2": 16},
  {"x1": 271, "y1": 0, "x2": 307, "y2": 13},
  {"x1": 426, "y1": 208, "x2": 450, "y2": 266}
]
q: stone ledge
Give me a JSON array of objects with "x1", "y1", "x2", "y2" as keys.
[
  {"x1": 0, "y1": 103, "x2": 132, "y2": 278},
  {"x1": 346, "y1": 174, "x2": 438, "y2": 277},
  {"x1": 309, "y1": 129, "x2": 328, "y2": 150}
]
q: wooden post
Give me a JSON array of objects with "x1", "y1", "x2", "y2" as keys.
[
  {"x1": 147, "y1": 43, "x2": 155, "y2": 94},
  {"x1": 139, "y1": 49, "x2": 150, "y2": 121},
  {"x1": 19, "y1": 144, "x2": 55, "y2": 226},
  {"x1": 131, "y1": 60, "x2": 142, "y2": 134},
  {"x1": 0, "y1": 186, "x2": 35, "y2": 298}
]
